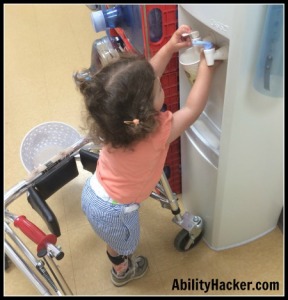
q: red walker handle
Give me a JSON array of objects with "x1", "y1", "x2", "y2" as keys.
[{"x1": 14, "y1": 215, "x2": 57, "y2": 252}]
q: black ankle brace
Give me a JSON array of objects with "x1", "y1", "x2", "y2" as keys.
[{"x1": 106, "y1": 251, "x2": 128, "y2": 265}]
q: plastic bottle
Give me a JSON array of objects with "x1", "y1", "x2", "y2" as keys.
[
  {"x1": 90, "y1": 5, "x2": 145, "y2": 54},
  {"x1": 91, "y1": 6, "x2": 124, "y2": 32},
  {"x1": 74, "y1": 40, "x2": 102, "y2": 82},
  {"x1": 74, "y1": 36, "x2": 121, "y2": 83},
  {"x1": 89, "y1": 40, "x2": 103, "y2": 73}
]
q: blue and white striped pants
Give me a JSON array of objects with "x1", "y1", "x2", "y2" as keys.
[{"x1": 81, "y1": 176, "x2": 140, "y2": 256}]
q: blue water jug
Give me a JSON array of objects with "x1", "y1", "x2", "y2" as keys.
[{"x1": 91, "y1": 6, "x2": 124, "y2": 32}]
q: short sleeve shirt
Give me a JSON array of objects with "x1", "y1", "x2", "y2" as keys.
[{"x1": 96, "y1": 111, "x2": 173, "y2": 204}]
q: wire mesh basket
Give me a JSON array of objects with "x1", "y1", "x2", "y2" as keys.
[{"x1": 20, "y1": 122, "x2": 81, "y2": 173}]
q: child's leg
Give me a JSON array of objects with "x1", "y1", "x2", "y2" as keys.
[
  {"x1": 106, "y1": 245, "x2": 129, "y2": 276},
  {"x1": 108, "y1": 247, "x2": 149, "y2": 287}
]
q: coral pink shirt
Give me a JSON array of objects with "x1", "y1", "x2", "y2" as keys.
[{"x1": 96, "y1": 111, "x2": 173, "y2": 204}]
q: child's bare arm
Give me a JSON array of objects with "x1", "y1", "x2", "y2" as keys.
[
  {"x1": 149, "y1": 25, "x2": 192, "y2": 77},
  {"x1": 167, "y1": 51, "x2": 220, "y2": 144}
]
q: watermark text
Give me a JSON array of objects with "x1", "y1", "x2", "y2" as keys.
[{"x1": 172, "y1": 278, "x2": 280, "y2": 293}]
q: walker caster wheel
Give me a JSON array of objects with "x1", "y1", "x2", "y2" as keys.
[{"x1": 174, "y1": 229, "x2": 203, "y2": 252}]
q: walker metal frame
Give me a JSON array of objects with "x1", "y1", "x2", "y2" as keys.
[{"x1": 4, "y1": 136, "x2": 203, "y2": 296}]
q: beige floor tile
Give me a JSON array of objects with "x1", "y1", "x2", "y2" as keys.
[
  {"x1": 68, "y1": 223, "x2": 110, "y2": 295},
  {"x1": 4, "y1": 260, "x2": 41, "y2": 296}
]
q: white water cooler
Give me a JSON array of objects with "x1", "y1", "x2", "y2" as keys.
[{"x1": 178, "y1": 4, "x2": 283, "y2": 250}]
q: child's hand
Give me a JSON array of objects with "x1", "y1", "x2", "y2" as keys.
[
  {"x1": 167, "y1": 25, "x2": 192, "y2": 53},
  {"x1": 198, "y1": 49, "x2": 222, "y2": 74}
]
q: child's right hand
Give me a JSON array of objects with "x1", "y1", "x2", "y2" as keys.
[{"x1": 166, "y1": 25, "x2": 192, "y2": 53}]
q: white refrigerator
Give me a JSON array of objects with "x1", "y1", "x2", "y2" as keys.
[{"x1": 178, "y1": 4, "x2": 283, "y2": 250}]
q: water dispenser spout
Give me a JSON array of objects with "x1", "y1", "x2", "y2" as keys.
[
  {"x1": 192, "y1": 40, "x2": 228, "y2": 66},
  {"x1": 203, "y1": 45, "x2": 229, "y2": 66},
  {"x1": 182, "y1": 30, "x2": 228, "y2": 66}
]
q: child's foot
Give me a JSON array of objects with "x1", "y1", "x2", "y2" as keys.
[{"x1": 111, "y1": 256, "x2": 148, "y2": 287}]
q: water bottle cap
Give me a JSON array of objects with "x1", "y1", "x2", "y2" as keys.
[{"x1": 91, "y1": 10, "x2": 106, "y2": 32}]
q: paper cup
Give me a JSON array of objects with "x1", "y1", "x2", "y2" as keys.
[{"x1": 179, "y1": 47, "x2": 200, "y2": 85}]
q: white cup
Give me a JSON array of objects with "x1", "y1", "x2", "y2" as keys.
[{"x1": 179, "y1": 47, "x2": 200, "y2": 85}]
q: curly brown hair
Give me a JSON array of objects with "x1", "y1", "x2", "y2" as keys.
[{"x1": 74, "y1": 54, "x2": 159, "y2": 149}]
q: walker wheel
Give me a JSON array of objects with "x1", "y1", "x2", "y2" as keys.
[{"x1": 174, "y1": 229, "x2": 203, "y2": 252}]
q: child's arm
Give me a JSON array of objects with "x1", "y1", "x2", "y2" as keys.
[
  {"x1": 167, "y1": 51, "x2": 219, "y2": 144},
  {"x1": 149, "y1": 25, "x2": 192, "y2": 77}
]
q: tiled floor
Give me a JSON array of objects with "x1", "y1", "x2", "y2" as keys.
[{"x1": 4, "y1": 4, "x2": 284, "y2": 296}]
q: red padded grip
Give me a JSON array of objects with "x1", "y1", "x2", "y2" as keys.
[{"x1": 14, "y1": 215, "x2": 57, "y2": 251}]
